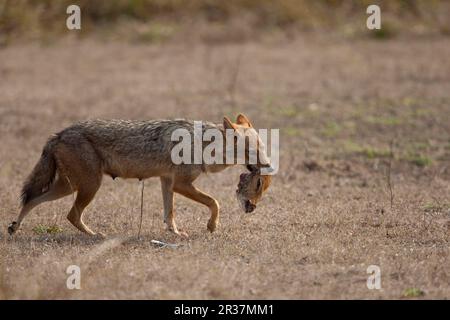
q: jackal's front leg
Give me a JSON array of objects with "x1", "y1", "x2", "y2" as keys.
[
  {"x1": 160, "y1": 177, "x2": 188, "y2": 237},
  {"x1": 173, "y1": 180, "x2": 220, "y2": 232}
]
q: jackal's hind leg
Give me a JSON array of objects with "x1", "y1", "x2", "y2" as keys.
[
  {"x1": 8, "y1": 177, "x2": 73, "y2": 235},
  {"x1": 66, "y1": 182, "x2": 102, "y2": 237}
]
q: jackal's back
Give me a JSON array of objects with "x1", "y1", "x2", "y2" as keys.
[{"x1": 58, "y1": 119, "x2": 217, "y2": 179}]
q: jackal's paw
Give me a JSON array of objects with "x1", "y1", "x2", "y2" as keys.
[
  {"x1": 167, "y1": 227, "x2": 189, "y2": 238},
  {"x1": 174, "y1": 229, "x2": 189, "y2": 238},
  {"x1": 7, "y1": 222, "x2": 18, "y2": 236},
  {"x1": 207, "y1": 219, "x2": 218, "y2": 233},
  {"x1": 166, "y1": 223, "x2": 189, "y2": 238},
  {"x1": 92, "y1": 232, "x2": 106, "y2": 240}
]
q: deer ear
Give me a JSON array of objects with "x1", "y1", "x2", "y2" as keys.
[
  {"x1": 223, "y1": 116, "x2": 236, "y2": 130},
  {"x1": 236, "y1": 113, "x2": 253, "y2": 128},
  {"x1": 262, "y1": 175, "x2": 272, "y2": 191}
]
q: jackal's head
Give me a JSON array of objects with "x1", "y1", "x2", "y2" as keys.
[
  {"x1": 223, "y1": 113, "x2": 270, "y2": 169},
  {"x1": 223, "y1": 113, "x2": 272, "y2": 212},
  {"x1": 236, "y1": 165, "x2": 272, "y2": 213}
]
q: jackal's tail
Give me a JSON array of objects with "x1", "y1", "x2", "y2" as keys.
[{"x1": 20, "y1": 135, "x2": 59, "y2": 206}]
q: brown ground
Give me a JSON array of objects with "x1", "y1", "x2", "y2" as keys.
[{"x1": 0, "y1": 33, "x2": 449, "y2": 299}]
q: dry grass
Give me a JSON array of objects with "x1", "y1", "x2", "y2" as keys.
[{"x1": 0, "y1": 31, "x2": 449, "y2": 299}]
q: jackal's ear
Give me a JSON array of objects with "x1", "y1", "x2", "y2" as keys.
[
  {"x1": 223, "y1": 116, "x2": 237, "y2": 130},
  {"x1": 236, "y1": 113, "x2": 253, "y2": 128}
]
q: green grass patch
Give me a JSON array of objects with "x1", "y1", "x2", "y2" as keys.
[
  {"x1": 365, "y1": 116, "x2": 401, "y2": 126},
  {"x1": 368, "y1": 22, "x2": 397, "y2": 40},
  {"x1": 284, "y1": 127, "x2": 301, "y2": 137},
  {"x1": 272, "y1": 105, "x2": 299, "y2": 117},
  {"x1": 343, "y1": 141, "x2": 391, "y2": 159},
  {"x1": 408, "y1": 142, "x2": 429, "y2": 151},
  {"x1": 32, "y1": 224, "x2": 63, "y2": 235},
  {"x1": 322, "y1": 122, "x2": 341, "y2": 137},
  {"x1": 363, "y1": 147, "x2": 391, "y2": 159},
  {"x1": 344, "y1": 143, "x2": 432, "y2": 166},
  {"x1": 406, "y1": 153, "x2": 432, "y2": 167},
  {"x1": 410, "y1": 108, "x2": 432, "y2": 118},
  {"x1": 402, "y1": 288, "x2": 425, "y2": 298},
  {"x1": 422, "y1": 202, "x2": 450, "y2": 213},
  {"x1": 263, "y1": 96, "x2": 303, "y2": 118},
  {"x1": 402, "y1": 97, "x2": 417, "y2": 107},
  {"x1": 135, "y1": 22, "x2": 177, "y2": 43},
  {"x1": 343, "y1": 141, "x2": 364, "y2": 153}
]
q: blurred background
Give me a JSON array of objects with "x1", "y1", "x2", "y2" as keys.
[{"x1": 1, "y1": 0, "x2": 449, "y2": 45}]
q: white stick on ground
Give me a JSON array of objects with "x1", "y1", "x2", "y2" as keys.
[{"x1": 151, "y1": 240, "x2": 181, "y2": 248}]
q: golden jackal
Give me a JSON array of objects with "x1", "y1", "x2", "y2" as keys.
[{"x1": 8, "y1": 114, "x2": 271, "y2": 237}]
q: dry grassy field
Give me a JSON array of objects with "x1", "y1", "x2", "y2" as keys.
[{"x1": 0, "y1": 32, "x2": 449, "y2": 299}]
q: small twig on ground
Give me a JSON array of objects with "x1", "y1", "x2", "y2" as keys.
[
  {"x1": 386, "y1": 140, "x2": 395, "y2": 209},
  {"x1": 137, "y1": 179, "x2": 145, "y2": 239}
]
